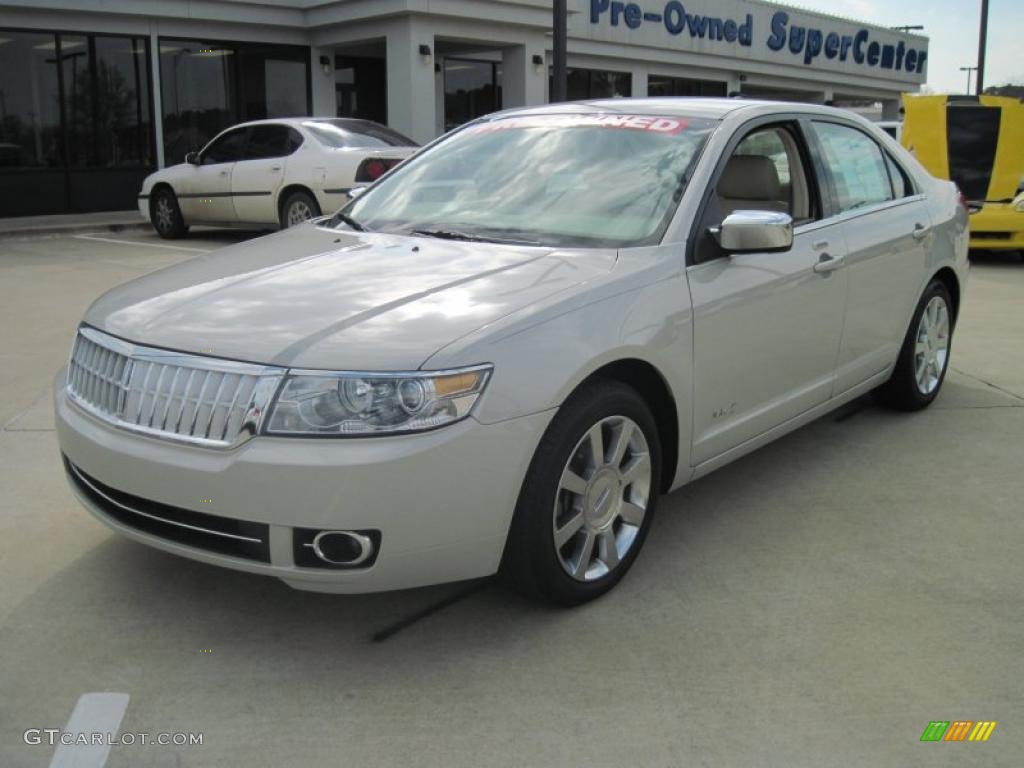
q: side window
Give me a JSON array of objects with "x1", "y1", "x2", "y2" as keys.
[
  {"x1": 244, "y1": 125, "x2": 300, "y2": 160},
  {"x1": 201, "y1": 128, "x2": 249, "y2": 165},
  {"x1": 812, "y1": 122, "x2": 894, "y2": 212},
  {"x1": 694, "y1": 122, "x2": 818, "y2": 263},
  {"x1": 884, "y1": 153, "x2": 914, "y2": 199}
]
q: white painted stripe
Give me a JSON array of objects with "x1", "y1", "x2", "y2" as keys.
[
  {"x1": 48, "y1": 692, "x2": 130, "y2": 768},
  {"x1": 73, "y1": 234, "x2": 211, "y2": 253}
]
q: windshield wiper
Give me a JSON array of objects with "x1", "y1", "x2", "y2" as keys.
[
  {"x1": 409, "y1": 228, "x2": 540, "y2": 246},
  {"x1": 334, "y1": 212, "x2": 367, "y2": 232}
]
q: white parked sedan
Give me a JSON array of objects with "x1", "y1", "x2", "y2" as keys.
[
  {"x1": 138, "y1": 118, "x2": 417, "y2": 237},
  {"x1": 59, "y1": 99, "x2": 968, "y2": 605}
]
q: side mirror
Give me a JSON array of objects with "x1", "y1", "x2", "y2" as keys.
[
  {"x1": 347, "y1": 186, "x2": 367, "y2": 200},
  {"x1": 710, "y1": 210, "x2": 793, "y2": 254},
  {"x1": 185, "y1": 151, "x2": 200, "y2": 166}
]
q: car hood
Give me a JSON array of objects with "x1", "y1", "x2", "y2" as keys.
[{"x1": 84, "y1": 224, "x2": 616, "y2": 370}]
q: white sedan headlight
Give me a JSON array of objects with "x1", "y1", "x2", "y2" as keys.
[{"x1": 265, "y1": 366, "x2": 491, "y2": 436}]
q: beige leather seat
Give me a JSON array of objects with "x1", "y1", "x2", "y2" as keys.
[{"x1": 717, "y1": 155, "x2": 789, "y2": 217}]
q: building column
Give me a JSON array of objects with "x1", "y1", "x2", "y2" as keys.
[
  {"x1": 631, "y1": 65, "x2": 648, "y2": 98},
  {"x1": 386, "y1": 18, "x2": 436, "y2": 143},
  {"x1": 310, "y1": 46, "x2": 335, "y2": 117},
  {"x1": 502, "y1": 44, "x2": 546, "y2": 108},
  {"x1": 881, "y1": 99, "x2": 901, "y2": 120},
  {"x1": 726, "y1": 74, "x2": 742, "y2": 97}
]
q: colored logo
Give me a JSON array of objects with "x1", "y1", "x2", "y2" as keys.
[{"x1": 920, "y1": 721, "x2": 997, "y2": 742}]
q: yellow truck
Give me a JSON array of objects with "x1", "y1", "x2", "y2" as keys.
[{"x1": 902, "y1": 94, "x2": 1024, "y2": 251}]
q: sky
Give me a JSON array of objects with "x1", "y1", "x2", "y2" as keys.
[{"x1": 791, "y1": 0, "x2": 1023, "y2": 92}]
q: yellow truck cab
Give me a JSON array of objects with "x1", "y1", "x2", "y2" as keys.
[{"x1": 902, "y1": 94, "x2": 1024, "y2": 251}]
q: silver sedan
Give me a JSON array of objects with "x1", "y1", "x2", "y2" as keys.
[{"x1": 56, "y1": 98, "x2": 968, "y2": 605}]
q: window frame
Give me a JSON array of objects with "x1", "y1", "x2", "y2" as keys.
[{"x1": 686, "y1": 115, "x2": 827, "y2": 266}]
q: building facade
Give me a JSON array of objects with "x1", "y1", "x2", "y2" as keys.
[{"x1": 0, "y1": 0, "x2": 928, "y2": 217}]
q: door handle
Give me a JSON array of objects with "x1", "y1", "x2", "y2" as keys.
[
  {"x1": 269, "y1": 165, "x2": 282, "y2": 172},
  {"x1": 912, "y1": 223, "x2": 929, "y2": 240},
  {"x1": 812, "y1": 253, "x2": 843, "y2": 274},
  {"x1": 219, "y1": 170, "x2": 229, "y2": 176}
]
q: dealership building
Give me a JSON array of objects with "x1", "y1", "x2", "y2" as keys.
[{"x1": 0, "y1": 0, "x2": 928, "y2": 217}]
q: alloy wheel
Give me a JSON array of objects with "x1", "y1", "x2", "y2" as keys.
[
  {"x1": 914, "y1": 294, "x2": 950, "y2": 395},
  {"x1": 552, "y1": 415, "x2": 652, "y2": 582},
  {"x1": 154, "y1": 196, "x2": 173, "y2": 233},
  {"x1": 286, "y1": 200, "x2": 313, "y2": 227}
]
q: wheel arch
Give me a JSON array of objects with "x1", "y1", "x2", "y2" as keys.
[
  {"x1": 931, "y1": 266, "x2": 961, "y2": 320},
  {"x1": 277, "y1": 183, "x2": 320, "y2": 221},
  {"x1": 572, "y1": 358, "x2": 679, "y2": 493}
]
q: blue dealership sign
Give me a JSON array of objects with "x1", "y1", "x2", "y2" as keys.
[{"x1": 589, "y1": 0, "x2": 927, "y2": 74}]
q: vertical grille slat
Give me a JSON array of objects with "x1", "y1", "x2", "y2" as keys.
[{"x1": 65, "y1": 328, "x2": 282, "y2": 449}]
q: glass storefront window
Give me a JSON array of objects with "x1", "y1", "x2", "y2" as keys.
[
  {"x1": 60, "y1": 35, "x2": 93, "y2": 168},
  {"x1": 94, "y1": 36, "x2": 152, "y2": 167},
  {"x1": 647, "y1": 75, "x2": 727, "y2": 97},
  {"x1": 444, "y1": 58, "x2": 501, "y2": 132},
  {"x1": 160, "y1": 41, "x2": 237, "y2": 165},
  {"x1": 0, "y1": 28, "x2": 153, "y2": 216},
  {"x1": 0, "y1": 31, "x2": 62, "y2": 168},
  {"x1": 240, "y1": 45, "x2": 308, "y2": 119},
  {"x1": 160, "y1": 38, "x2": 310, "y2": 165},
  {"x1": 563, "y1": 67, "x2": 632, "y2": 100}
]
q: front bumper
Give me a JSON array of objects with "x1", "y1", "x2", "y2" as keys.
[
  {"x1": 969, "y1": 205, "x2": 1024, "y2": 250},
  {"x1": 137, "y1": 194, "x2": 149, "y2": 221},
  {"x1": 54, "y1": 370, "x2": 552, "y2": 593}
]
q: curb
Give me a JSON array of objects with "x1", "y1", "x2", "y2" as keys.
[{"x1": 0, "y1": 221, "x2": 153, "y2": 241}]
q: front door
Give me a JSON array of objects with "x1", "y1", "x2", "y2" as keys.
[
  {"x1": 179, "y1": 126, "x2": 249, "y2": 223},
  {"x1": 688, "y1": 121, "x2": 848, "y2": 466},
  {"x1": 231, "y1": 124, "x2": 300, "y2": 224}
]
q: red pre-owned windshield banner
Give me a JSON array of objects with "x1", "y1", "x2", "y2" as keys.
[{"x1": 468, "y1": 114, "x2": 690, "y2": 135}]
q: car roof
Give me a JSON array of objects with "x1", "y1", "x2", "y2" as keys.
[
  {"x1": 229, "y1": 117, "x2": 379, "y2": 129},
  {"x1": 487, "y1": 97, "x2": 856, "y2": 121}
]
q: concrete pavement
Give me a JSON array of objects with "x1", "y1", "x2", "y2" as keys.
[{"x1": 0, "y1": 233, "x2": 1021, "y2": 767}]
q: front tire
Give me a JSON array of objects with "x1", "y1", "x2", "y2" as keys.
[
  {"x1": 280, "y1": 189, "x2": 321, "y2": 229},
  {"x1": 502, "y1": 379, "x2": 661, "y2": 606},
  {"x1": 874, "y1": 278, "x2": 954, "y2": 411},
  {"x1": 149, "y1": 188, "x2": 188, "y2": 239}
]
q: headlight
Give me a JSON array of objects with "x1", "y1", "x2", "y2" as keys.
[
  {"x1": 1014, "y1": 197, "x2": 1024, "y2": 213},
  {"x1": 264, "y1": 366, "x2": 491, "y2": 436}
]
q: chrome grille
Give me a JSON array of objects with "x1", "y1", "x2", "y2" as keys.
[{"x1": 67, "y1": 327, "x2": 284, "y2": 448}]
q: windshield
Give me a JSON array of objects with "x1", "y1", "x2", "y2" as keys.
[
  {"x1": 303, "y1": 119, "x2": 417, "y2": 149},
  {"x1": 342, "y1": 113, "x2": 717, "y2": 248}
]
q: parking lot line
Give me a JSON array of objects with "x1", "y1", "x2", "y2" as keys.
[
  {"x1": 73, "y1": 234, "x2": 212, "y2": 253},
  {"x1": 48, "y1": 692, "x2": 129, "y2": 768}
]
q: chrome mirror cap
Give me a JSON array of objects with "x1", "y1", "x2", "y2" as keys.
[{"x1": 711, "y1": 210, "x2": 794, "y2": 254}]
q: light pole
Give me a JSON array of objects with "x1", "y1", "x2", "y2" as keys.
[
  {"x1": 959, "y1": 66, "x2": 978, "y2": 94},
  {"x1": 976, "y1": 0, "x2": 989, "y2": 93},
  {"x1": 551, "y1": 0, "x2": 567, "y2": 102}
]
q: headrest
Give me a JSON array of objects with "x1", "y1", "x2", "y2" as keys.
[{"x1": 718, "y1": 155, "x2": 782, "y2": 200}]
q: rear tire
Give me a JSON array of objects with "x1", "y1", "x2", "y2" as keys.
[
  {"x1": 149, "y1": 188, "x2": 188, "y2": 239},
  {"x1": 280, "y1": 190, "x2": 321, "y2": 229},
  {"x1": 874, "y1": 278, "x2": 954, "y2": 411},
  {"x1": 501, "y1": 379, "x2": 661, "y2": 606}
]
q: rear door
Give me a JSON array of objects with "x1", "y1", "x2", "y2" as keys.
[
  {"x1": 809, "y1": 120, "x2": 931, "y2": 393},
  {"x1": 687, "y1": 119, "x2": 848, "y2": 466},
  {"x1": 231, "y1": 124, "x2": 302, "y2": 224},
  {"x1": 179, "y1": 127, "x2": 249, "y2": 223}
]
